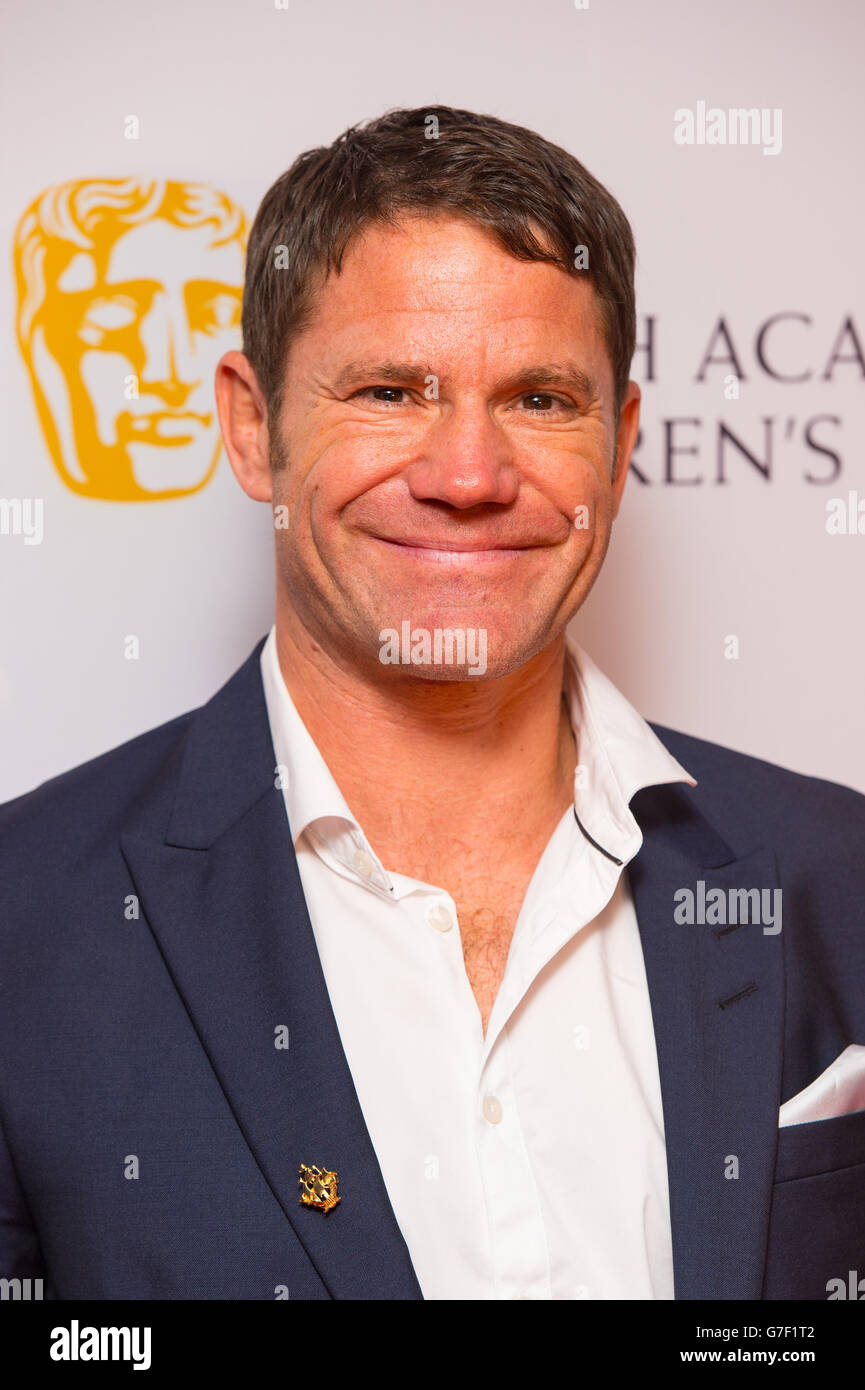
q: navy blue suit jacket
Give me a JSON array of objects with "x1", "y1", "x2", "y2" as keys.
[{"x1": 2, "y1": 637, "x2": 864, "y2": 1300}]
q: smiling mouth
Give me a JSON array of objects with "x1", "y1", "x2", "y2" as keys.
[{"x1": 372, "y1": 536, "x2": 535, "y2": 556}]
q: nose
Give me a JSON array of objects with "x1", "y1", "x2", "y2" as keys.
[
  {"x1": 138, "y1": 290, "x2": 201, "y2": 404},
  {"x1": 404, "y1": 398, "x2": 519, "y2": 509}
]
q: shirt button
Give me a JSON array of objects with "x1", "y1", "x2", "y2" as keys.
[
  {"x1": 426, "y1": 902, "x2": 453, "y2": 932},
  {"x1": 482, "y1": 1095, "x2": 502, "y2": 1125},
  {"x1": 352, "y1": 849, "x2": 375, "y2": 879}
]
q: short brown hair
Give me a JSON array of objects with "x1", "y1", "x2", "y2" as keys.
[{"x1": 242, "y1": 105, "x2": 636, "y2": 433}]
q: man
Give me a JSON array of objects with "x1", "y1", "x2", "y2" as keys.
[{"x1": 2, "y1": 106, "x2": 864, "y2": 1302}]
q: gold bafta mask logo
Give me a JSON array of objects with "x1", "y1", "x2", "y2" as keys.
[{"x1": 14, "y1": 178, "x2": 247, "y2": 501}]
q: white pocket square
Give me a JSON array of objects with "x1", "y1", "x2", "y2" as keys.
[{"x1": 779, "y1": 1043, "x2": 865, "y2": 1127}]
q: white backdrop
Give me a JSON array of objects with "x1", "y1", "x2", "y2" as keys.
[{"x1": 1, "y1": 0, "x2": 862, "y2": 801}]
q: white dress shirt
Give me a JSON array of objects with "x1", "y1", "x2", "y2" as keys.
[{"x1": 260, "y1": 626, "x2": 696, "y2": 1300}]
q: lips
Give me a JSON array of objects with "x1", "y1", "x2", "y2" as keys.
[
  {"x1": 368, "y1": 536, "x2": 537, "y2": 568},
  {"x1": 373, "y1": 536, "x2": 533, "y2": 552}
]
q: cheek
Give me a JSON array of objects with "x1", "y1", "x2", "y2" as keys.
[
  {"x1": 532, "y1": 445, "x2": 612, "y2": 534},
  {"x1": 293, "y1": 422, "x2": 410, "y2": 517},
  {"x1": 570, "y1": 481, "x2": 614, "y2": 548}
]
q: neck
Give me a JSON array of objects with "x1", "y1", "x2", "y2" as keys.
[{"x1": 272, "y1": 603, "x2": 578, "y2": 869}]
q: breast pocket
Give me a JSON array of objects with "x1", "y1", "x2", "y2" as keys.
[{"x1": 763, "y1": 1107, "x2": 865, "y2": 1299}]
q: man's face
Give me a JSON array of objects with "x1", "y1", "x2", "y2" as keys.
[{"x1": 267, "y1": 213, "x2": 638, "y2": 680}]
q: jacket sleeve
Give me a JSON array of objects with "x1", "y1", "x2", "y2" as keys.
[{"x1": 0, "y1": 1108, "x2": 57, "y2": 1298}]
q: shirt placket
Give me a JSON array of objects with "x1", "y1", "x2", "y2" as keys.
[{"x1": 475, "y1": 1023, "x2": 553, "y2": 1299}]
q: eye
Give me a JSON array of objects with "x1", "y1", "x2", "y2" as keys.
[
  {"x1": 368, "y1": 386, "x2": 406, "y2": 403},
  {"x1": 521, "y1": 392, "x2": 561, "y2": 412},
  {"x1": 349, "y1": 385, "x2": 411, "y2": 408}
]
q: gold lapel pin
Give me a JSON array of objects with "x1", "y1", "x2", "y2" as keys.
[{"x1": 298, "y1": 1162, "x2": 341, "y2": 1214}]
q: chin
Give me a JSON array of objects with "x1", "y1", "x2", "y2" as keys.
[{"x1": 370, "y1": 618, "x2": 553, "y2": 684}]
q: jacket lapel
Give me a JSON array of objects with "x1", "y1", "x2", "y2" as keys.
[
  {"x1": 120, "y1": 639, "x2": 423, "y2": 1300},
  {"x1": 629, "y1": 782, "x2": 784, "y2": 1299}
]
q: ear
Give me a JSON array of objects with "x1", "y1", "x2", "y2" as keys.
[
  {"x1": 611, "y1": 380, "x2": 641, "y2": 518},
  {"x1": 214, "y1": 350, "x2": 273, "y2": 503}
]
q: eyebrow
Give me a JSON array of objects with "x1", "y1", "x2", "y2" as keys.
[
  {"x1": 502, "y1": 364, "x2": 600, "y2": 399},
  {"x1": 332, "y1": 361, "x2": 430, "y2": 392},
  {"x1": 331, "y1": 360, "x2": 600, "y2": 399}
]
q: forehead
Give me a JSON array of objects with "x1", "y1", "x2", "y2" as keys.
[{"x1": 299, "y1": 213, "x2": 610, "y2": 380}]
